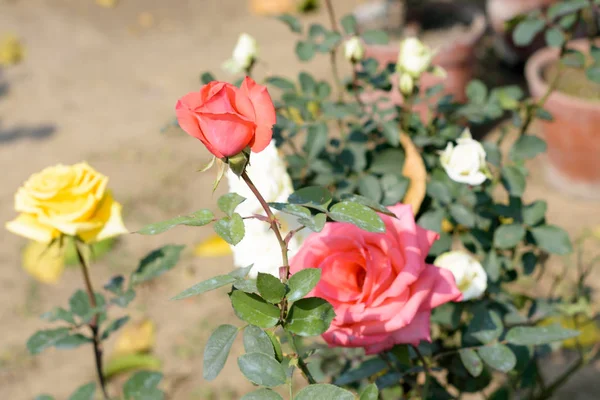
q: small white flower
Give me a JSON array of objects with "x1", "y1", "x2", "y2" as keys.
[
  {"x1": 440, "y1": 129, "x2": 490, "y2": 186},
  {"x1": 344, "y1": 36, "x2": 365, "y2": 63},
  {"x1": 434, "y1": 251, "x2": 488, "y2": 301},
  {"x1": 227, "y1": 141, "x2": 305, "y2": 278},
  {"x1": 397, "y1": 37, "x2": 435, "y2": 78},
  {"x1": 398, "y1": 72, "x2": 415, "y2": 96},
  {"x1": 222, "y1": 33, "x2": 258, "y2": 75}
]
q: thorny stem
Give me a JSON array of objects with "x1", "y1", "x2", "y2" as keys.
[
  {"x1": 411, "y1": 345, "x2": 431, "y2": 400},
  {"x1": 75, "y1": 242, "x2": 109, "y2": 400},
  {"x1": 324, "y1": 0, "x2": 344, "y2": 102},
  {"x1": 286, "y1": 331, "x2": 317, "y2": 384}
]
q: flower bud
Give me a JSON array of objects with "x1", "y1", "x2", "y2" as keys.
[
  {"x1": 397, "y1": 37, "x2": 435, "y2": 78},
  {"x1": 222, "y1": 33, "x2": 258, "y2": 74},
  {"x1": 440, "y1": 129, "x2": 490, "y2": 186},
  {"x1": 344, "y1": 36, "x2": 365, "y2": 63},
  {"x1": 398, "y1": 72, "x2": 415, "y2": 96},
  {"x1": 434, "y1": 251, "x2": 488, "y2": 301}
]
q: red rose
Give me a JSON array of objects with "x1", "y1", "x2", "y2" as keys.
[{"x1": 175, "y1": 77, "x2": 276, "y2": 158}]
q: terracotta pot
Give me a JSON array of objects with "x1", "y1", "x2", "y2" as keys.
[
  {"x1": 487, "y1": 0, "x2": 558, "y2": 64},
  {"x1": 525, "y1": 38, "x2": 600, "y2": 198},
  {"x1": 360, "y1": 2, "x2": 486, "y2": 117}
]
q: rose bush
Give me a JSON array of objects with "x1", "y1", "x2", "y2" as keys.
[{"x1": 291, "y1": 204, "x2": 461, "y2": 354}]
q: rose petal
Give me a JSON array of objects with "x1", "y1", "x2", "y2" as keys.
[
  {"x1": 5, "y1": 213, "x2": 60, "y2": 243},
  {"x1": 197, "y1": 112, "x2": 256, "y2": 157},
  {"x1": 78, "y1": 192, "x2": 128, "y2": 243},
  {"x1": 240, "y1": 76, "x2": 276, "y2": 153}
]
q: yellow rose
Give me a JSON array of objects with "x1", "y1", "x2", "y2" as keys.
[{"x1": 6, "y1": 162, "x2": 127, "y2": 243}]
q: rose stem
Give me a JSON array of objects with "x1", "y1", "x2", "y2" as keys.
[
  {"x1": 75, "y1": 241, "x2": 109, "y2": 400},
  {"x1": 240, "y1": 170, "x2": 316, "y2": 384},
  {"x1": 324, "y1": 0, "x2": 344, "y2": 102}
]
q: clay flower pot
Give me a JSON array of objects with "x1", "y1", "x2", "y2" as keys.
[
  {"x1": 361, "y1": 2, "x2": 486, "y2": 114},
  {"x1": 487, "y1": 0, "x2": 558, "y2": 64},
  {"x1": 525, "y1": 38, "x2": 600, "y2": 198}
]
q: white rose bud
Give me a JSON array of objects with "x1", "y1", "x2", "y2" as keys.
[
  {"x1": 440, "y1": 129, "x2": 490, "y2": 186},
  {"x1": 398, "y1": 72, "x2": 415, "y2": 96},
  {"x1": 397, "y1": 37, "x2": 435, "y2": 78},
  {"x1": 344, "y1": 36, "x2": 365, "y2": 63},
  {"x1": 434, "y1": 251, "x2": 488, "y2": 301},
  {"x1": 222, "y1": 33, "x2": 258, "y2": 74}
]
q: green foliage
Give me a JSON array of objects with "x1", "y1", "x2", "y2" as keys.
[
  {"x1": 217, "y1": 193, "x2": 246, "y2": 216},
  {"x1": 238, "y1": 352, "x2": 287, "y2": 387},
  {"x1": 241, "y1": 389, "x2": 284, "y2": 400},
  {"x1": 214, "y1": 213, "x2": 245, "y2": 245},
  {"x1": 295, "y1": 384, "x2": 355, "y2": 400},
  {"x1": 68, "y1": 383, "x2": 96, "y2": 400},
  {"x1": 230, "y1": 290, "x2": 280, "y2": 328},
  {"x1": 203, "y1": 324, "x2": 239, "y2": 381},
  {"x1": 257, "y1": 273, "x2": 286, "y2": 304},
  {"x1": 513, "y1": 17, "x2": 546, "y2": 46},
  {"x1": 506, "y1": 325, "x2": 580, "y2": 346},
  {"x1": 328, "y1": 202, "x2": 385, "y2": 233},
  {"x1": 477, "y1": 344, "x2": 517, "y2": 373},
  {"x1": 137, "y1": 209, "x2": 214, "y2": 235},
  {"x1": 285, "y1": 297, "x2": 335, "y2": 336},
  {"x1": 123, "y1": 371, "x2": 164, "y2": 400},
  {"x1": 130, "y1": 245, "x2": 185, "y2": 285},
  {"x1": 287, "y1": 268, "x2": 321, "y2": 302},
  {"x1": 243, "y1": 325, "x2": 275, "y2": 358}
]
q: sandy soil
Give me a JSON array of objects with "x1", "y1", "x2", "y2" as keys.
[{"x1": 0, "y1": 0, "x2": 599, "y2": 399}]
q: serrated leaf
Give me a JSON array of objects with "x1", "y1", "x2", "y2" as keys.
[
  {"x1": 506, "y1": 324, "x2": 580, "y2": 346},
  {"x1": 241, "y1": 389, "x2": 284, "y2": 400},
  {"x1": 68, "y1": 382, "x2": 96, "y2": 400},
  {"x1": 238, "y1": 352, "x2": 286, "y2": 387},
  {"x1": 288, "y1": 186, "x2": 332, "y2": 211},
  {"x1": 329, "y1": 201, "x2": 385, "y2": 233},
  {"x1": 256, "y1": 273, "x2": 286, "y2": 304},
  {"x1": 295, "y1": 384, "x2": 355, "y2": 400},
  {"x1": 530, "y1": 225, "x2": 572, "y2": 255},
  {"x1": 131, "y1": 245, "x2": 184, "y2": 285},
  {"x1": 137, "y1": 209, "x2": 214, "y2": 235},
  {"x1": 230, "y1": 291, "x2": 280, "y2": 328},
  {"x1": 214, "y1": 213, "x2": 245, "y2": 245},
  {"x1": 359, "y1": 383, "x2": 379, "y2": 400},
  {"x1": 101, "y1": 316, "x2": 130, "y2": 340},
  {"x1": 298, "y1": 213, "x2": 327, "y2": 232},
  {"x1": 203, "y1": 324, "x2": 239, "y2": 381},
  {"x1": 287, "y1": 269, "x2": 321, "y2": 302},
  {"x1": 493, "y1": 224, "x2": 526, "y2": 249},
  {"x1": 285, "y1": 297, "x2": 335, "y2": 336},
  {"x1": 477, "y1": 344, "x2": 517, "y2": 373},
  {"x1": 243, "y1": 325, "x2": 275, "y2": 358},
  {"x1": 123, "y1": 371, "x2": 164, "y2": 400},
  {"x1": 339, "y1": 194, "x2": 394, "y2": 216},
  {"x1": 459, "y1": 348, "x2": 483, "y2": 377},
  {"x1": 217, "y1": 193, "x2": 246, "y2": 216}
]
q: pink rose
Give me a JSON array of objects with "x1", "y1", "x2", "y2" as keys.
[
  {"x1": 175, "y1": 77, "x2": 276, "y2": 158},
  {"x1": 290, "y1": 204, "x2": 462, "y2": 354}
]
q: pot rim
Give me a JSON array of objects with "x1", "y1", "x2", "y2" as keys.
[{"x1": 525, "y1": 38, "x2": 600, "y2": 111}]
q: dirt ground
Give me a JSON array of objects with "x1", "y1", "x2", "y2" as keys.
[{"x1": 0, "y1": 1, "x2": 599, "y2": 399}]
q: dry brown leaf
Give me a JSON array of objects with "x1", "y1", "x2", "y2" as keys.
[
  {"x1": 400, "y1": 132, "x2": 426, "y2": 214},
  {"x1": 113, "y1": 319, "x2": 156, "y2": 356}
]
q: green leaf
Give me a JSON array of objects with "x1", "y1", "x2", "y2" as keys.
[
  {"x1": 101, "y1": 316, "x2": 130, "y2": 341},
  {"x1": 530, "y1": 225, "x2": 572, "y2": 254},
  {"x1": 69, "y1": 290, "x2": 91, "y2": 319},
  {"x1": 329, "y1": 201, "x2": 385, "y2": 233},
  {"x1": 521, "y1": 251, "x2": 538, "y2": 275},
  {"x1": 477, "y1": 344, "x2": 517, "y2": 373},
  {"x1": 299, "y1": 213, "x2": 327, "y2": 232},
  {"x1": 214, "y1": 213, "x2": 245, "y2": 245},
  {"x1": 269, "y1": 203, "x2": 311, "y2": 219},
  {"x1": 545, "y1": 27, "x2": 565, "y2": 47},
  {"x1": 362, "y1": 29, "x2": 388, "y2": 45},
  {"x1": 266, "y1": 76, "x2": 296, "y2": 91},
  {"x1": 243, "y1": 325, "x2": 275, "y2": 358},
  {"x1": 506, "y1": 325, "x2": 580, "y2": 346},
  {"x1": 369, "y1": 149, "x2": 404, "y2": 174},
  {"x1": 358, "y1": 175, "x2": 382, "y2": 203},
  {"x1": 381, "y1": 121, "x2": 400, "y2": 146},
  {"x1": 315, "y1": 81, "x2": 331, "y2": 99},
  {"x1": 586, "y1": 65, "x2": 600, "y2": 84},
  {"x1": 467, "y1": 309, "x2": 503, "y2": 344},
  {"x1": 380, "y1": 174, "x2": 409, "y2": 206},
  {"x1": 494, "y1": 224, "x2": 526, "y2": 249},
  {"x1": 238, "y1": 353, "x2": 287, "y2": 387},
  {"x1": 217, "y1": 193, "x2": 246, "y2": 216},
  {"x1": 230, "y1": 291, "x2": 280, "y2": 328},
  {"x1": 523, "y1": 200, "x2": 547, "y2": 226},
  {"x1": 172, "y1": 274, "x2": 237, "y2": 300},
  {"x1": 131, "y1": 245, "x2": 185, "y2": 285},
  {"x1": 449, "y1": 204, "x2": 476, "y2": 228},
  {"x1": 68, "y1": 382, "x2": 96, "y2": 400},
  {"x1": 299, "y1": 71, "x2": 316, "y2": 94},
  {"x1": 241, "y1": 389, "x2": 284, "y2": 400},
  {"x1": 466, "y1": 80, "x2": 488, "y2": 104},
  {"x1": 277, "y1": 14, "x2": 302, "y2": 33},
  {"x1": 513, "y1": 18, "x2": 546, "y2": 46},
  {"x1": 200, "y1": 72, "x2": 216, "y2": 85},
  {"x1": 285, "y1": 297, "x2": 335, "y2": 336},
  {"x1": 548, "y1": 0, "x2": 588, "y2": 20},
  {"x1": 41, "y1": 307, "x2": 76, "y2": 325},
  {"x1": 123, "y1": 371, "x2": 164, "y2": 400},
  {"x1": 256, "y1": 273, "x2": 286, "y2": 304},
  {"x1": 203, "y1": 324, "x2": 239, "y2": 381},
  {"x1": 54, "y1": 333, "x2": 92, "y2": 350},
  {"x1": 562, "y1": 49, "x2": 586, "y2": 68},
  {"x1": 234, "y1": 279, "x2": 258, "y2": 293},
  {"x1": 306, "y1": 123, "x2": 328, "y2": 160},
  {"x1": 418, "y1": 208, "x2": 445, "y2": 233},
  {"x1": 502, "y1": 166, "x2": 526, "y2": 196},
  {"x1": 341, "y1": 14, "x2": 358, "y2": 35},
  {"x1": 289, "y1": 186, "x2": 332, "y2": 211},
  {"x1": 317, "y1": 31, "x2": 342, "y2": 53},
  {"x1": 104, "y1": 275, "x2": 125, "y2": 294},
  {"x1": 34, "y1": 396, "x2": 54, "y2": 400},
  {"x1": 334, "y1": 358, "x2": 387, "y2": 385},
  {"x1": 427, "y1": 181, "x2": 452, "y2": 204},
  {"x1": 287, "y1": 269, "x2": 321, "y2": 302},
  {"x1": 359, "y1": 384, "x2": 379, "y2": 400},
  {"x1": 296, "y1": 41, "x2": 316, "y2": 62},
  {"x1": 459, "y1": 348, "x2": 483, "y2": 377},
  {"x1": 340, "y1": 194, "x2": 394, "y2": 216},
  {"x1": 295, "y1": 384, "x2": 355, "y2": 400},
  {"x1": 484, "y1": 251, "x2": 501, "y2": 282},
  {"x1": 510, "y1": 135, "x2": 547, "y2": 161},
  {"x1": 137, "y1": 209, "x2": 214, "y2": 235}
]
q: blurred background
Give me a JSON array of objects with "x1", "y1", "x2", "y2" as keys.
[{"x1": 1, "y1": 0, "x2": 599, "y2": 398}]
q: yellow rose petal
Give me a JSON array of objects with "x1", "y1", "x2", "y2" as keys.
[
  {"x1": 193, "y1": 234, "x2": 232, "y2": 257},
  {"x1": 113, "y1": 319, "x2": 156, "y2": 356},
  {"x1": 21, "y1": 240, "x2": 65, "y2": 284},
  {"x1": 78, "y1": 193, "x2": 128, "y2": 243},
  {"x1": 6, "y1": 214, "x2": 59, "y2": 243},
  {"x1": 0, "y1": 34, "x2": 24, "y2": 66}
]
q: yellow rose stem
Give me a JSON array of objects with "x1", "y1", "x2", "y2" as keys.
[
  {"x1": 74, "y1": 240, "x2": 110, "y2": 400},
  {"x1": 240, "y1": 170, "x2": 317, "y2": 385}
]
